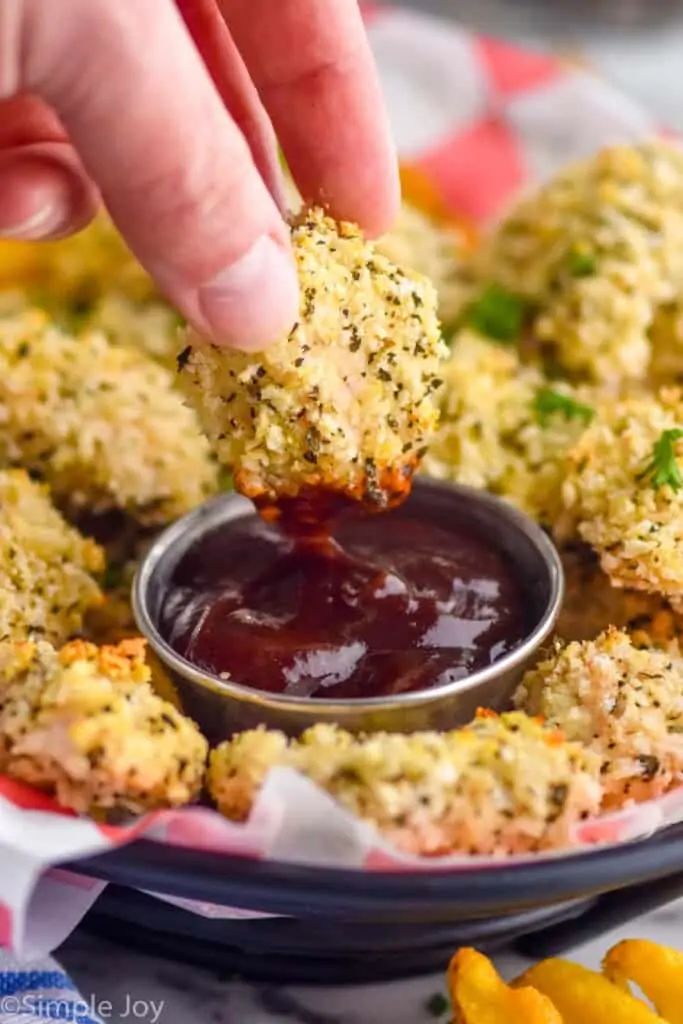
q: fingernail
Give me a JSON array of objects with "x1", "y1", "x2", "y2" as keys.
[
  {"x1": 198, "y1": 235, "x2": 299, "y2": 350},
  {"x1": 0, "y1": 201, "x2": 64, "y2": 241}
]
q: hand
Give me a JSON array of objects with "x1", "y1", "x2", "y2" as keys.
[{"x1": 0, "y1": 0, "x2": 399, "y2": 349}]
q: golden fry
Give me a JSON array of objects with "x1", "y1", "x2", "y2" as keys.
[
  {"x1": 448, "y1": 948, "x2": 562, "y2": 1024},
  {"x1": 515, "y1": 959, "x2": 667, "y2": 1023},
  {"x1": 603, "y1": 939, "x2": 683, "y2": 1024}
]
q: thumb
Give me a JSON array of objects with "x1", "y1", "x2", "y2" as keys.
[{"x1": 15, "y1": 0, "x2": 299, "y2": 349}]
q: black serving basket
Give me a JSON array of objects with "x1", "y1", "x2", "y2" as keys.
[{"x1": 68, "y1": 824, "x2": 683, "y2": 984}]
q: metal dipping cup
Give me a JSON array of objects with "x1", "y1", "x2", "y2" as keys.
[{"x1": 133, "y1": 478, "x2": 564, "y2": 743}]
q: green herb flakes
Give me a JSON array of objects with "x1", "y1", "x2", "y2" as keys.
[
  {"x1": 566, "y1": 248, "x2": 598, "y2": 278},
  {"x1": 425, "y1": 992, "x2": 450, "y2": 1018},
  {"x1": 638, "y1": 427, "x2": 683, "y2": 492},
  {"x1": 466, "y1": 284, "x2": 527, "y2": 343},
  {"x1": 534, "y1": 387, "x2": 595, "y2": 427}
]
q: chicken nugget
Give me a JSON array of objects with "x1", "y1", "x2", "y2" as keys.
[
  {"x1": 208, "y1": 713, "x2": 602, "y2": 856},
  {"x1": 516, "y1": 626, "x2": 683, "y2": 806},
  {"x1": 0, "y1": 213, "x2": 155, "y2": 314},
  {"x1": 0, "y1": 308, "x2": 217, "y2": 524},
  {"x1": 0, "y1": 469, "x2": 103, "y2": 644},
  {"x1": 178, "y1": 208, "x2": 446, "y2": 511},
  {"x1": 422, "y1": 330, "x2": 595, "y2": 527},
  {"x1": 474, "y1": 140, "x2": 683, "y2": 383},
  {"x1": 562, "y1": 388, "x2": 683, "y2": 610},
  {"x1": 375, "y1": 200, "x2": 470, "y2": 326},
  {"x1": 0, "y1": 638, "x2": 207, "y2": 813}
]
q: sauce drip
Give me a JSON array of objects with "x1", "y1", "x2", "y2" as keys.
[{"x1": 161, "y1": 502, "x2": 530, "y2": 700}]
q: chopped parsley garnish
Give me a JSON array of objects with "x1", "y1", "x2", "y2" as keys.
[
  {"x1": 425, "y1": 992, "x2": 450, "y2": 1018},
  {"x1": 638, "y1": 428, "x2": 683, "y2": 492},
  {"x1": 566, "y1": 248, "x2": 598, "y2": 278},
  {"x1": 218, "y1": 468, "x2": 234, "y2": 491},
  {"x1": 102, "y1": 563, "x2": 126, "y2": 591},
  {"x1": 466, "y1": 284, "x2": 527, "y2": 343},
  {"x1": 533, "y1": 387, "x2": 595, "y2": 427}
]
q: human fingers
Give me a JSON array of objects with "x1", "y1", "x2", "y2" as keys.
[
  {"x1": 0, "y1": 93, "x2": 98, "y2": 238},
  {"x1": 15, "y1": 0, "x2": 299, "y2": 349},
  {"x1": 219, "y1": 0, "x2": 400, "y2": 236},
  {"x1": 176, "y1": 0, "x2": 285, "y2": 208}
]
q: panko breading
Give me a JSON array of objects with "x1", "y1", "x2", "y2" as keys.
[
  {"x1": 0, "y1": 214, "x2": 156, "y2": 314},
  {"x1": 178, "y1": 208, "x2": 446, "y2": 509},
  {"x1": 82, "y1": 295, "x2": 180, "y2": 368},
  {"x1": 0, "y1": 308, "x2": 218, "y2": 524},
  {"x1": 376, "y1": 201, "x2": 470, "y2": 326},
  {"x1": 0, "y1": 469, "x2": 103, "y2": 644},
  {"x1": 517, "y1": 627, "x2": 683, "y2": 806},
  {"x1": 208, "y1": 713, "x2": 602, "y2": 856},
  {"x1": 422, "y1": 331, "x2": 595, "y2": 527},
  {"x1": 0, "y1": 216, "x2": 180, "y2": 366},
  {"x1": 475, "y1": 140, "x2": 683, "y2": 383},
  {"x1": 649, "y1": 300, "x2": 683, "y2": 386},
  {"x1": 563, "y1": 388, "x2": 683, "y2": 609},
  {"x1": 0, "y1": 638, "x2": 207, "y2": 813},
  {"x1": 283, "y1": 166, "x2": 468, "y2": 326}
]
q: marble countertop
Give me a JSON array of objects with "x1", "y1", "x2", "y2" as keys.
[
  {"x1": 47, "y1": 6, "x2": 683, "y2": 1022},
  {"x1": 56, "y1": 899, "x2": 683, "y2": 1023}
]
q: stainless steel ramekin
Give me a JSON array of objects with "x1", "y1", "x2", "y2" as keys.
[{"x1": 133, "y1": 479, "x2": 564, "y2": 743}]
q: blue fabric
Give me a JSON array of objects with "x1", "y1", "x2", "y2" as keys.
[{"x1": 0, "y1": 959, "x2": 98, "y2": 1024}]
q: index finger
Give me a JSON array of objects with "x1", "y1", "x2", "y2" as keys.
[{"x1": 218, "y1": 0, "x2": 400, "y2": 236}]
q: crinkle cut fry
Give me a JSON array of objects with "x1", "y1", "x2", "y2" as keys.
[
  {"x1": 603, "y1": 940, "x2": 683, "y2": 1024},
  {"x1": 0, "y1": 638, "x2": 208, "y2": 814},
  {"x1": 178, "y1": 207, "x2": 447, "y2": 510},
  {"x1": 448, "y1": 948, "x2": 562, "y2": 1024},
  {"x1": 514, "y1": 959, "x2": 668, "y2": 1023}
]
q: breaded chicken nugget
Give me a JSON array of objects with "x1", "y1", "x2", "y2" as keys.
[
  {"x1": 208, "y1": 713, "x2": 602, "y2": 856},
  {"x1": 0, "y1": 638, "x2": 207, "y2": 813},
  {"x1": 0, "y1": 213, "x2": 155, "y2": 313},
  {"x1": 178, "y1": 208, "x2": 446, "y2": 510},
  {"x1": 475, "y1": 140, "x2": 683, "y2": 383},
  {"x1": 0, "y1": 308, "x2": 217, "y2": 524},
  {"x1": 82, "y1": 294, "x2": 181, "y2": 368},
  {"x1": 283, "y1": 170, "x2": 470, "y2": 327},
  {"x1": 517, "y1": 627, "x2": 683, "y2": 807},
  {"x1": 563, "y1": 388, "x2": 683, "y2": 610},
  {"x1": 0, "y1": 216, "x2": 180, "y2": 366},
  {"x1": 422, "y1": 331, "x2": 595, "y2": 527},
  {"x1": 375, "y1": 201, "x2": 470, "y2": 326},
  {"x1": 649, "y1": 300, "x2": 683, "y2": 386},
  {"x1": 0, "y1": 469, "x2": 103, "y2": 644}
]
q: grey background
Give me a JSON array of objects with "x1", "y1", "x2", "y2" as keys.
[{"x1": 391, "y1": 0, "x2": 683, "y2": 130}]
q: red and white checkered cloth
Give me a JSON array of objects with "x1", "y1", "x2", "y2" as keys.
[{"x1": 0, "y1": 5, "x2": 671, "y2": 960}]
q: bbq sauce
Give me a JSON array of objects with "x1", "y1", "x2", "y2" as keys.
[{"x1": 160, "y1": 498, "x2": 531, "y2": 701}]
